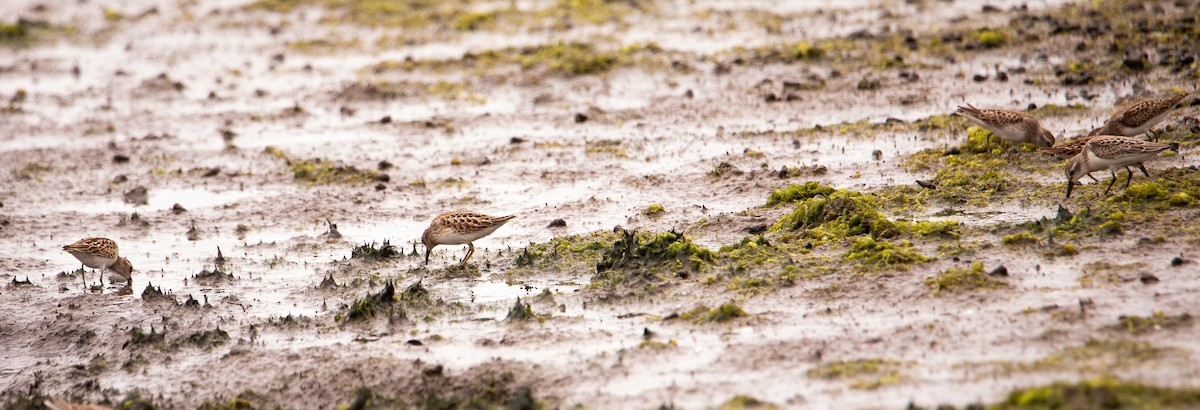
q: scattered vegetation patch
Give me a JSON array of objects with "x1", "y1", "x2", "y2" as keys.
[
  {"x1": 1079, "y1": 261, "x2": 1142, "y2": 288},
  {"x1": 844, "y1": 237, "x2": 928, "y2": 271},
  {"x1": 339, "y1": 281, "x2": 405, "y2": 323},
  {"x1": 642, "y1": 203, "x2": 665, "y2": 216},
  {"x1": 13, "y1": 163, "x2": 52, "y2": 180},
  {"x1": 987, "y1": 339, "x2": 1177, "y2": 376},
  {"x1": 1111, "y1": 312, "x2": 1192, "y2": 336},
  {"x1": 678, "y1": 303, "x2": 748, "y2": 324},
  {"x1": 0, "y1": 18, "x2": 54, "y2": 47},
  {"x1": 511, "y1": 231, "x2": 617, "y2": 272},
  {"x1": 993, "y1": 376, "x2": 1200, "y2": 410},
  {"x1": 806, "y1": 358, "x2": 908, "y2": 390},
  {"x1": 592, "y1": 229, "x2": 715, "y2": 290},
  {"x1": 925, "y1": 261, "x2": 1007, "y2": 293},
  {"x1": 372, "y1": 41, "x2": 667, "y2": 78},
  {"x1": 265, "y1": 146, "x2": 387, "y2": 185}
]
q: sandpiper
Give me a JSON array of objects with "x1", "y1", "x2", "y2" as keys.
[
  {"x1": 63, "y1": 237, "x2": 133, "y2": 289},
  {"x1": 1087, "y1": 93, "x2": 1191, "y2": 139},
  {"x1": 422, "y1": 212, "x2": 516, "y2": 268},
  {"x1": 1064, "y1": 135, "x2": 1179, "y2": 199},
  {"x1": 954, "y1": 103, "x2": 1056, "y2": 149}
]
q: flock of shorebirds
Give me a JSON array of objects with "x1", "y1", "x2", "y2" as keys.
[{"x1": 62, "y1": 93, "x2": 1193, "y2": 292}]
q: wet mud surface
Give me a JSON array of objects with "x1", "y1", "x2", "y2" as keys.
[{"x1": 2, "y1": 0, "x2": 1200, "y2": 408}]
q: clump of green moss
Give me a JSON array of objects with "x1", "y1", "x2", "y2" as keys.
[
  {"x1": 903, "y1": 220, "x2": 960, "y2": 239},
  {"x1": 352, "y1": 240, "x2": 401, "y2": 259},
  {"x1": 718, "y1": 395, "x2": 781, "y2": 410},
  {"x1": 789, "y1": 41, "x2": 825, "y2": 60},
  {"x1": 845, "y1": 237, "x2": 928, "y2": 271},
  {"x1": 1111, "y1": 312, "x2": 1192, "y2": 335},
  {"x1": 977, "y1": 29, "x2": 1007, "y2": 48},
  {"x1": 679, "y1": 303, "x2": 748, "y2": 323},
  {"x1": 772, "y1": 190, "x2": 899, "y2": 242},
  {"x1": 513, "y1": 42, "x2": 619, "y2": 75},
  {"x1": 593, "y1": 229, "x2": 715, "y2": 287},
  {"x1": 451, "y1": 10, "x2": 498, "y2": 31},
  {"x1": 512, "y1": 231, "x2": 617, "y2": 272},
  {"x1": 806, "y1": 358, "x2": 907, "y2": 390},
  {"x1": 766, "y1": 182, "x2": 836, "y2": 206},
  {"x1": 288, "y1": 157, "x2": 385, "y2": 185},
  {"x1": 925, "y1": 261, "x2": 1007, "y2": 293},
  {"x1": 994, "y1": 376, "x2": 1200, "y2": 409},
  {"x1": 642, "y1": 203, "x2": 665, "y2": 216},
  {"x1": 1002, "y1": 232, "x2": 1039, "y2": 246}
]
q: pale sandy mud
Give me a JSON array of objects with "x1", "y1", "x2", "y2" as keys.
[{"x1": 1, "y1": 0, "x2": 1199, "y2": 408}]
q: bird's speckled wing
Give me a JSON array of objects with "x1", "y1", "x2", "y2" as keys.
[
  {"x1": 1086, "y1": 136, "x2": 1173, "y2": 159},
  {"x1": 63, "y1": 237, "x2": 119, "y2": 259},
  {"x1": 437, "y1": 212, "x2": 516, "y2": 232},
  {"x1": 1113, "y1": 94, "x2": 1188, "y2": 127}
]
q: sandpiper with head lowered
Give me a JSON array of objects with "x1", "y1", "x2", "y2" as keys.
[
  {"x1": 1064, "y1": 135, "x2": 1179, "y2": 199},
  {"x1": 63, "y1": 237, "x2": 133, "y2": 290},
  {"x1": 1088, "y1": 93, "x2": 1191, "y2": 139},
  {"x1": 954, "y1": 103, "x2": 1056, "y2": 149},
  {"x1": 422, "y1": 211, "x2": 516, "y2": 269}
]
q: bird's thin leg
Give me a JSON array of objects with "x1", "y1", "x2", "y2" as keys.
[
  {"x1": 80, "y1": 270, "x2": 86, "y2": 292},
  {"x1": 1087, "y1": 173, "x2": 1099, "y2": 183},
  {"x1": 1104, "y1": 170, "x2": 1118, "y2": 194},
  {"x1": 457, "y1": 243, "x2": 475, "y2": 269},
  {"x1": 1123, "y1": 166, "x2": 1134, "y2": 191},
  {"x1": 1137, "y1": 163, "x2": 1151, "y2": 178}
]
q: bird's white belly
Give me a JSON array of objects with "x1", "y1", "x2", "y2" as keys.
[
  {"x1": 68, "y1": 251, "x2": 116, "y2": 269},
  {"x1": 437, "y1": 226, "x2": 502, "y2": 245},
  {"x1": 1086, "y1": 151, "x2": 1157, "y2": 171},
  {"x1": 990, "y1": 124, "x2": 1029, "y2": 143},
  {"x1": 1122, "y1": 111, "x2": 1171, "y2": 135}
]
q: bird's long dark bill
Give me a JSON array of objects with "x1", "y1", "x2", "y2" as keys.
[
  {"x1": 424, "y1": 249, "x2": 431, "y2": 265},
  {"x1": 1065, "y1": 181, "x2": 1075, "y2": 199}
]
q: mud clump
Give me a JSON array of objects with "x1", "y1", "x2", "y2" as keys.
[
  {"x1": 140, "y1": 283, "x2": 178, "y2": 304},
  {"x1": 676, "y1": 303, "x2": 748, "y2": 324},
  {"x1": 123, "y1": 186, "x2": 149, "y2": 205},
  {"x1": 351, "y1": 240, "x2": 401, "y2": 259},
  {"x1": 123, "y1": 325, "x2": 166, "y2": 349},
  {"x1": 771, "y1": 189, "x2": 899, "y2": 241},
  {"x1": 340, "y1": 281, "x2": 405, "y2": 323},
  {"x1": 177, "y1": 327, "x2": 230, "y2": 349},
  {"x1": 504, "y1": 297, "x2": 535, "y2": 322}
]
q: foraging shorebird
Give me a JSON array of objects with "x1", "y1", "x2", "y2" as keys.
[
  {"x1": 1087, "y1": 93, "x2": 1191, "y2": 139},
  {"x1": 1064, "y1": 135, "x2": 1179, "y2": 199},
  {"x1": 954, "y1": 104, "x2": 1056, "y2": 149},
  {"x1": 421, "y1": 212, "x2": 516, "y2": 268},
  {"x1": 62, "y1": 237, "x2": 133, "y2": 290}
]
